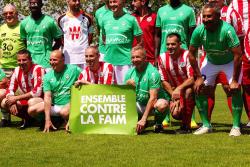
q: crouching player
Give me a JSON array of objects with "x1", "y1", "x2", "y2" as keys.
[
  {"x1": 125, "y1": 46, "x2": 169, "y2": 134},
  {"x1": 28, "y1": 50, "x2": 81, "y2": 132},
  {"x1": 158, "y1": 33, "x2": 195, "y2": 133},
  {"x1": 75, "y1": 46, "x2": 116, "y2": 86},
  {"x1": 1, "y1": 49, "x2": 45, "y2": 129}
]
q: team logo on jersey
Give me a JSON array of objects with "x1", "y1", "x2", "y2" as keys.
[
  {"x1": 65, "y1": 74, "x2": 70, "y2": 80},
  {"x1": 121, "y1": 21, "x2": 126, "y2": 26},
  {"x1": 179, "y1": 62, "x2": 185, "y2": 67},
  {"x1": 147, "y1": 17, "x2": 152, "y2": 22},
  {"x1": 221, "y1": 12, "x2": 227, "y2": 17},
  {"x1": 100, "y1": 72, "x2": 104, "y2": 77},
  {"x1": 179, "y1": 12, "x2": 184, "y2": 16},
  {"x1": 50, "y1": 78, "x2": 54, "y2": 82},
  {"x1": 69, "y1": 26, "x2": 81, "y2": 40}
]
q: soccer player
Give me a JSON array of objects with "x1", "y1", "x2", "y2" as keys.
[
  {"x1": 125, "y1": 46, "x2": 169, "y2": 134},
  {"x1": 95, "y1": 0, "x2": 111, "y2": 61},
  {"x1": 58, "y1": 0, "x2": 93, "y2": 69},
  {"x1": 189, "y1": 3, "x2": 243, "y2": 136},
  {"x1": 0, "y1": 4, "x2": 25, "y2": 78},
  {"x1": 20, "y1": 0, "x2": 62, "y2": 69},
  {"x1": 75, "y1": 46, "x2": 116, "y2": 85},
  {"x1": 131, "y1": 0, "x2": 156, "y2": 65},
  {"x1": 154, "y1": 0, "x2": 196, "y2": 57},
  {"x1": 198, "y1": 0, "x2": 245, "y2": 121},
  {"x1": 30, "y1": 50, "x2": 81, "y2": 132},
  {"x1": 158, "y1": 33, "x2": 195, "y2": 133},
  {"x1": 102, "y1": 0, "x2": 143, "y2": 85},
  {"x1": 0, "y1": 49, "x2": 45, "y2": 129},
  {"x1": 229, "y1": 0, "x2": 250, "y2": 126}
]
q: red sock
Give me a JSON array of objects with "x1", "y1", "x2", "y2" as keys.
[
  {"x1": 243, "y1": 91, "x2": 250, "y2": 120},
  {"x1": 227, "y1": 96, "x2": 233, "y2": 114},
  {"x1": 207, "y1": 96, "x2": 215, "y2": 121},
  {"x1": 182, "y1": 99, "x2": 195, "y2": 128}
]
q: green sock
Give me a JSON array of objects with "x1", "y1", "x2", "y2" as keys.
[
  {"x1": 195, "y1": 95, "x2": 211, "y2": 128},
  {"x1": 232, "y1": 90, "x2": 243, "y2": 128},
  {"x1": 191, "y1": 110, "x2": 196, "y2": 122},
  {"x1": 155, "y1": 109, "x2": 167, "y2": 125},
  {"x1": 1, "y1": 109, "x2": 10, "y2": 121},
  {"x1": 163, "y1": 108, "x2": 170, "y2": 123}
]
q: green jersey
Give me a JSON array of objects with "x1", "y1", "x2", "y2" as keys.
[
  {"x1": 95, "y1": 5, "x2": 112, "y2": 55},
  {"x1": 20, "y1": 15, "x2": 62, "y2": 68},
  {"x1": 156, "y1": 3, "x2": 196, "y2": 53},
  {"x1": 43, "y1": 64, "x2": 81, "y2": 105},
  {"x1": 0, "y1": 22, "x2": 25, "y2": 68},
  {"x1": 102, "y1": 13, "x2": 142, "y2": 65},
  {"x1": 124, "y1": 63, "x2": 161, "y2": 105},
  {"x1": 0, "y1": 68, "x2": 6, "y2": 81},
  {"x1": 190, "y1": 21, "x2": 240, "y2": 65}
]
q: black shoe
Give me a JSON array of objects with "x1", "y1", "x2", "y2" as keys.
[
  {"x1": 176, "y1": 126, "x2": 192, "y2": 134},
  {"x1": 19, "y1": 120, "x2": 31, "y2": 130},
  {"x1": 154, "y1": 124, "x2": 163, "y2": 133},
  {"x1": 0, "y1": 119, "x2": 11, "y2": 127}
]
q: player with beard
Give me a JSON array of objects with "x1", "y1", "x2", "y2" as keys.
[
  {"x1": 20, "y1": 0, "x2": 62, "y2": 70},
  {"x1": 189, "y1": 3, "x2": 243, "y2": 136},
  {"x1": 58, "y1": 0, "x2": 93, "y2": 69}
]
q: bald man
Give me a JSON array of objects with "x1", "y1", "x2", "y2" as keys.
[
  {"x1": 28, "y1": 50, "x2": 81, "y2": 132},
  {"x1": 0, "y1": 4, "x2": 25, "y2": 78}
]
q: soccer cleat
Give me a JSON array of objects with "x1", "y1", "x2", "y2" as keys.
[
  {"x1": 176, "y1": 126, "x2": 192, "y2": 134},
  {"x1": 190, "y1": 120, "x2": 199, "y2": 129},
  {"x1": 0, "y1": 119, "x2": 11, "y2": 127},
  {"x1": 153, "y1": 124, "x2": 163, "y2": 133},
  {"x1": 193, "y1": 126, "x2": 212, "y2": 135},
  {"x1": 229, "y1": 127, "x2": 241, "y2": 137},
  {"x1": 162, "y1": 120, "x2": 170, "y2": 128},
  {"x1": 245, "y1": 121, "x2": 250, "y2": 128}
]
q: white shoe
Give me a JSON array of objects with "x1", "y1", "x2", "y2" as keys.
[
  {"x1": 229, "y1": 127, "x2": 241, "y2": 137},
  {"x1": 246, "y1": 121, "x2": 250, "y2": 128},
  {"x1": 193, "y1": 126, "x2": 212, "y2": 135}
]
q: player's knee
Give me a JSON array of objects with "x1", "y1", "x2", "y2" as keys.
[
  {"x1": 154, "y1": 99, "x2": 169, "y2": 113},
  {"x1": 185, "y1": 88, "x2": 194, "y2": 99}
]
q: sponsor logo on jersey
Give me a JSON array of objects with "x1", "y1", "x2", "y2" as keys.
[{"x1": 147, "y1": 17, "x2": 152, "y2": 22}]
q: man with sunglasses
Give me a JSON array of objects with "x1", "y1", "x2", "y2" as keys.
[{"x1": 0, "y1": 4, "x2": 25, "y2": 78}]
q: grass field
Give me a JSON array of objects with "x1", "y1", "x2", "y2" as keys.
[{"x1": 1, "y1": 86, "x2": 250, "y2": 167}]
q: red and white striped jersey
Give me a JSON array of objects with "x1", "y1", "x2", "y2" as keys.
[
  {"x1": 244, "y1": 28, "x2": 250, "y2": 61},
  {"x1": 158, "y1": 49, "x2": 193, "y2": 87},
  {"x1": 78, "y1": 62, "x2": 116, "y2": 85},
  {"x1": 6, "y1": 64, "x2": 45, "y2": 97},
  {"x1": 197, "y1": 6, "x2": 245, "y2": 37},
  {"x1": 229, "y1": 0, "x2": 250, "y2": 34}
]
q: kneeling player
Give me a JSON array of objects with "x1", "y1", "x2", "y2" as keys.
[
  {"x1": 158, "y1": 33, "x2": 195, "y2": 133},
  {"x1": 125, "y1": 46, "x2": 169, "y2": 134}
]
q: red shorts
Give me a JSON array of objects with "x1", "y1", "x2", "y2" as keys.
[
  {"x1": 215, "y1": 72, "x2": 228, "y2": 85},
  {"x1": 242, "y1": 55, "x2": 250, "y2": 85},
  {"x1": 18, "y1": 100, "x2": 28, "y2": 106}
]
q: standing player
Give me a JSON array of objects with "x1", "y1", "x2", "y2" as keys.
[
  {"x1": 158, "y1": 33, "x2": 195, "y2": 133},
  {"x1": 75, "y1": 46, "x2": 116, "y2": 85},
  {"x1": 95, "y1": 0, "x2": 111, "y2": 61},
  {"x1": 131, "y1": 0, "x2": 156, "y2": 65},
  {"x1": 58, "y1": 0, "x2": 93, "y2": 69},
  {"x1": 20, "y1": 0, "x2": 62, "y2": 69},
  {"x1": 189, "y1": 4, "x2": 243, "y2": 136},
  {"x1": 154, "y1": 0, "x2": 196, "y2": 58},
  {"x1": 197, "y1": 0, "x2": 245, "y2": 121},
  {"x1": 125, "y1": 46, "x2": 169, "y2": 134},
  {"x1": 229, "y1": 0, "x2": 250, "y2": 126},
  {"x1": 1, "y1": 50, "x2": 45, "y2": 129},
  {"x1": 0, "y1": 4, "x2": 25, "y2": 78},
  {"x1": 102, "y1": 0, "x2": 143, "y2": 85}
]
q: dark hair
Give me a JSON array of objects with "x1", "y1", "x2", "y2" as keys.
[
  {"x1": 17, "y1": 49, "x2": 32, "y2": 59},
  {"x1": 202, "y1": 2, "x2": 221, "y2": 17},
  {"x1": 167, "y1": 33, "x2": 181, "y2": 42}
]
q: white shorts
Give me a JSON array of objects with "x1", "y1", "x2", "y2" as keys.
[
  {"x1": 114, "y1": 65, "x2": 132, "y2": 85},
  {"x1": 50, "y1": 105, "x2": 65, "y2": 116},
  {"x1": 200, "y1": 58, "x2": 242, "y2": 86}
]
